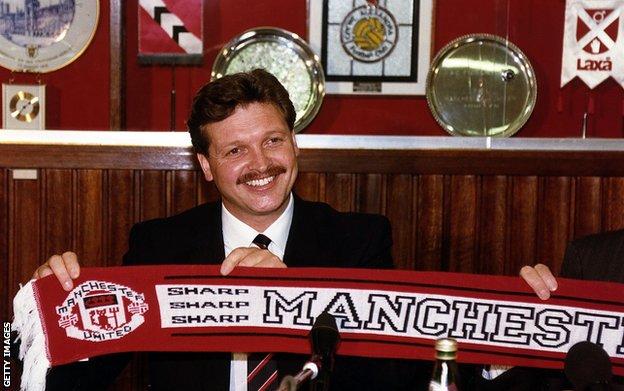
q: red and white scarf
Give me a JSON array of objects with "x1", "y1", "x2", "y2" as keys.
[{"x1": 13, "y1": 265, "x2": 624, "y2": 390}]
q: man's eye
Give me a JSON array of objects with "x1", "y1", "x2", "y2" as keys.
[
  {"x1": 268, "y1": 137, "x2": 283, "y2": 144},
  {"x1": 226, "y1": 147, "x2": 240, "y2": 156}
]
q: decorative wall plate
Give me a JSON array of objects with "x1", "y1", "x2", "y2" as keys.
[
  {"x1": 212, "y1": 27, "x2": 325, "y2": 133},
  {"x1": 0, "y1": 0, "x2": 99, "y2": 73},
  {"x1": 426, "y1": 34, "x2": 537, "y2": 137}
]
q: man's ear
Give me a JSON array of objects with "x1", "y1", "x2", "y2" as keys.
[
  {"x1": 196, "y1": 153, "x2": 214, "y2": 182},
  {"x1": 291, "y1": 132, "x2": 299, "y2": 156}
]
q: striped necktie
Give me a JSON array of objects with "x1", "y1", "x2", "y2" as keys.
[
  {"x1": 248, "y1": 234, "x2": 278, "y2": 390},
  {"x1": 252, "y1": 233, "x2": 272, "y2": 250},
  {"x1": 247, "y1": 352, "x2": 278, "y2": 391}
]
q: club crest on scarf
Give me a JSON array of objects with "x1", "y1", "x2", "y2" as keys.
[
  {"x1": 55, "y1": 280, "x2": 149, "y2": 342},
  {"x1": 561, "y1": 0, "x2": 624, "y2": 89},
  {"x1": 11, "y1": 266, "x2": 624, "y2": 386}
]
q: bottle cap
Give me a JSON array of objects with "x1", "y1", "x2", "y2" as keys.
[{"x1": 434, "y1": 338, "x2": 457, "y2": 360}]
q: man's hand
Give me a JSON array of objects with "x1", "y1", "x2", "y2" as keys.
[
  {"x1": 220, "y1": 247, "x2": 286, "y2": 276},
  {"x1": 519, "y1": 263, "x2": 558, "y2": 300},
  {"x1": 32, "y1": 251, "x2": 81, "y2": 291}
]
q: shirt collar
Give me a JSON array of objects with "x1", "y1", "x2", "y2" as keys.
[{"x1": 221, "y1": 193, "x2": 294, "y2": 260}]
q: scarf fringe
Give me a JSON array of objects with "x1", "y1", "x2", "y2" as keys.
[{"x1": 12, "y1": 281, "x2": 50, "y2": 391}]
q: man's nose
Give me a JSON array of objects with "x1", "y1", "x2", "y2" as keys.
[{"x1": 248, "y1": 147, "x2": 270, "y2": 171}]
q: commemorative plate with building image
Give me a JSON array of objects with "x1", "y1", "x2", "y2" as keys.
[{"x1": 0, "y1": 0, "x2": 99, "y2": 73}]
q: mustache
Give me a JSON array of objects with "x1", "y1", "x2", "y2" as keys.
[{"x1": 237, "y1": 165, "x2": 287, "y2": 184}]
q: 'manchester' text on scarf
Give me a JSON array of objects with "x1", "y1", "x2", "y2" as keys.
[{"x1": 12, "y1": 265, "x2": 624, "y2": 391}]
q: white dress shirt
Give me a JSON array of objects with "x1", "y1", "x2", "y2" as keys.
[{"x1": 222, "y1": 194, "x2": 294, "y2": 391}]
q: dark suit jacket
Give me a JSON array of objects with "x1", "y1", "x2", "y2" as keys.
[
  {"x1": 477, "y1": 229, "x2": 624, "y2": 390},
  {"x1": 47, "y1": 196, "x2": 428, "y2": 390},
  {"x1": 560, "y1": 229, "x2": 624, "y2": 283}
]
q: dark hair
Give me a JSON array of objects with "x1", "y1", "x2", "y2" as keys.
[{"x1": 187, "y1": 69, "x2": 296, "y2": 154}]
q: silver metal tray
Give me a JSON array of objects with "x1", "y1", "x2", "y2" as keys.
[
  {"x1": 426, "y1": 34, "x2": 537, "y2": 137},
  {"x1": 212, "y1": 27, "x2": 325, "y2": 133}
]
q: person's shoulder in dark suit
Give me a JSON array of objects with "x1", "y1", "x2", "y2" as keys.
[
  {"x1": 562, "y1": 229, "x2": 624, "y2": 388},
  {"x1": 561, "y1": 229, "x2": 624, "y2": 282},
  {"x1": 288, "y1": 197, "x2": 393, "y2": 269},
  {"x1": 476, "y1": 229, "x2": 624, "y2": 390},
  {"x1": 123, "y1": 201, "x2": 223, "y2": 266}
]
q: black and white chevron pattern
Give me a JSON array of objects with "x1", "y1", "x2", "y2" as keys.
[{"x1": 140, "y1": 0, "x2": 202, "y2": 54}]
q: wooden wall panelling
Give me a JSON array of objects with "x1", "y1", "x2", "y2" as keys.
[
  {"x1": 75, "y1": 170, "x2": 105, "y2": 266},
  {"x1": 354, "y1": 173, "x2": 385, "y2": 215},
  {"x1": 603, "y1": 177, "x2": 624, "y2": 232},
  {"x1": 6, "y1": 146, "x2": 624, "y2": 175},
  {"x1": 477, "y1": 176, "x2": 508, "y2": 275},
  {"x1": 133, "y1": 172, "x2": 142, "y2": 241},
  {"x1": 139, "y1": 170, "x2": 168, "y2": 221},
  {"x1": 197, "y1": 180, "x2": 221, "y2": 205},
  {"x1": 170, "y1": 170, "x2": 198, "y2": 216},
  {"x1": 447, "y1": 175, "x2": 478, "y2": 273},
  {"x1": 324, "y1": 173, "x2": 355, "y2": 212},
  {"x1": 0, "y1": 169, "x2": 7, "y2": 319},
  {"x1": 107, "y1": 170, "x2": 136, "y2": 266},
  {"x1": 537, "y1": 177, "x2": 573, "y2": 274},
  {"x1": 385, "y1": 174, "x2": 414, "y2": 270},
  {"x1": 4, "y1": 146, "x2": 624, "y2": 313},
  {"x1": 507, "y1": 177, "x2": 538, "y2": 275},
  {"x1": 42, "y1": 169, "x2": 74, "y2": 256},
  {"x1": 293, "y1": 173, "x2": 322, "y2": 202},
  {"x1": 414, "y1": 175, "x2": 444, "y2": 271},
  {"x1": 9, "y1": 171, "x2": 42, "y2": 306},
  {"x1": 574, "y1": 177, "x2": 602, "y2": 238}
]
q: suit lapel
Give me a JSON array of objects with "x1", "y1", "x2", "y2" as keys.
[
  {"x1": 284, "y1": 195, "x2": 331, "y2": 267},
  {"x1": 187, "y1": 202, "x2": 226, "y2": 264}
]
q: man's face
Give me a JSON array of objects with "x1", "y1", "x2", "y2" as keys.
[{"x1": 197, "y1": 102, "x2": 299, "y2": 230}]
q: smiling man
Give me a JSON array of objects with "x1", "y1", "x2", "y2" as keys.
[
  {"x1": 193, "y1": 89, "x2": 299, "y2": 232},
  {"x1": 30, "y1": 70, "x2": 565, "y2": 390},
  {"x1": 34, "y1": 70, "x2": 426, "y2": 390}
]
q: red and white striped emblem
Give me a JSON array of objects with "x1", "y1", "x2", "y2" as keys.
[{"x1": 138, "y1": 0, "x2": 202, "y2": 62}]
